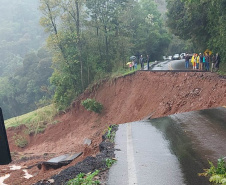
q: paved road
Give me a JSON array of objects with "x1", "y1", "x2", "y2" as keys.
[
  {"x1": 108, "y1": 107, "x2": 226, "y2": 185},
  {"x1": 151, "y1": 59, "x2": 193, "y2": 71}
]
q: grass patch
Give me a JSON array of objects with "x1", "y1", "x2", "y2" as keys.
[
  {"x1": 66, "y1": 170, "x2": 100, "y2": 185},
  {"x1": 5, "y1": 104, "x2": 58, "y2": 130},
  {"x1": 106, "y1": 158, "x2": 117, "y2": 168}
]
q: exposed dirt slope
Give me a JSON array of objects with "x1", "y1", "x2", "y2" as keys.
[{"x1": 2, "y1": 71, "x2": 226, "y2": 185}]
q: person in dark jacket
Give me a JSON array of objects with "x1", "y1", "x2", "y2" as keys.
[
  {"x1": 211, "y1": 54, "x2": 216, "y2": 72},
  {"x1": 139, "y1": 55, "x2": 144, "y2": 70},
  {"x1": 215, "y1": 53, "x2": 221, "y2": 71},
  {"x1": 205, "y1": 53, "x2": 210, "y2": 71},
  {"x1": 146, "y1": 55, "x2": 150, "y2": 70},
  {"x1": 199, "y1": 53, "x2": 203, "y2": 70},
  {"x1": 185, "y1": 53, "x2": 190, "y2": 69}
]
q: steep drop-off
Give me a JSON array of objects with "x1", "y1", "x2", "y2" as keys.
[{"x1": 3, "y1": 71, "x2": 226, "y2": 184}]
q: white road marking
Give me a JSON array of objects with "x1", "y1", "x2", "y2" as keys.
[{"x1": 127, "y1": 123, "x2": 138, "y2": 185}]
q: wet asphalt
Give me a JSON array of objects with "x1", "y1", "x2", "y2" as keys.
[
  {"x1": 108, "y1": 107, "x2": 226, "y2": 185},
  {"x1": 151, "y1": 59, "x2": 189, "y2": 71}
]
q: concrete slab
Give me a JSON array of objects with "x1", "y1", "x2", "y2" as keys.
[{"x1": 39, "y1": 152, "x2": 83, "y2": 170}]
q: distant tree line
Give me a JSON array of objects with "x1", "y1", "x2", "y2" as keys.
[
  {"x1": 0, "y1": 0, "x2": 45, "y2": 76},
  {"x1": 0, "y1": 0, "x2": 54, "y2": 119},
  {"x1": 0, "y1": 48, "x2": 54, "y2": 119},
  {"x1": 0, "y1": 0, "x2": 171, "y2": 118}
]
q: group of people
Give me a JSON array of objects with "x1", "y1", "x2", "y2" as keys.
[
  {"x1": 185, "y1": 52, "x2": 221, "y2": 72},
  {"x1": 129, "y1": 54, "x2": 150, "y2": 70}
]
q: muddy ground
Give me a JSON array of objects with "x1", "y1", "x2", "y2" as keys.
[{"x1": 1, "y1": 71, "x2": 226, "y2": 185}]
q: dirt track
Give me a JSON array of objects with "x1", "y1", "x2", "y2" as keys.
[{"x1": 1, "y1": 71, "x2": 226, "y2": 185}]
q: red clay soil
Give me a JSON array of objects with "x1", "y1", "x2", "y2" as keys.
[{"x1": 1, "y1": 71, "x2": 226, "y2": 185}]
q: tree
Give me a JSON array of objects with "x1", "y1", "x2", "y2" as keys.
[
  {"x1": 166, "y1": 0, "x2": 226, "y2": 70},
  {"x1": 39, "y1": 0, "x2": 171, "y2": 110}
]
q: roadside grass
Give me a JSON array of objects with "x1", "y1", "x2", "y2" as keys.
[
  {"x1": 5, "y1": 104, "x2": 58, "y2": 132},
  {"x1": 106, "y1": 125, "x2": 116, "y2": 143},
  {"x1": 106, "y1": 158, "x2": 117, "y2": 168},
  {"x1": 66, "y1": 170, "x2": 100, "y2": 185},
  {"x1": 111, "y1": 63, "x2": 146, "y2": 78}
]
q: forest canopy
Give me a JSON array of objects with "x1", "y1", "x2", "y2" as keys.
[
  {"x1": 39, "y1": 0, "x2": 171, "y2": 110},
  {"x1": 0, "y1": 0, "x2": 171, "y2": 119}
]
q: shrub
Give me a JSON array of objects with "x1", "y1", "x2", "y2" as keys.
[
  {"x1": 13, "y1": 134, "x2": 28, "y2": 148},
  {"x1": 199, "y1": 158, "x2": 226, "y2": 184},
  {"x1": 81, "y1": 99, "x2": 103, "y2": 113}
]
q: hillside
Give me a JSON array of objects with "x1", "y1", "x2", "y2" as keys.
[{"x1": 1, "y1": 71, "x2": 226, "y2": 184}]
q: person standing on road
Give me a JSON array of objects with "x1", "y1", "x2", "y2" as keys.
[
  {"x1": 134, "y1": 58, "x2": 138, "y2": 70},
  {"x1": 191, "y1": 54, "x2": 196, "y2": 70},
  {"x1": 146, "y1": 55, "x2": 150, "y2": 70},
  {"x1": 129, "y1": 62, "x2": 132, "y2": 71},
  {"x1": 203, "y1": 53, "x2": 206, "y2": 70},
  {"x1": 215, "y1": 53, "x2": 221, "y2": 72},
  {"x1": 185, "y1": 53, "x2": 190, "y2": 69},
  {"x1": 211, "y1": 54, "x2": 216, "y2": 72},
  {"x1": 132, "y1": 60, "x2": 135, "y2": 70},
  {"x1": 199, "y1": 53, "x2": 203, "y2": 70},
  {"x1": 139, "y1": 55, "x2": 144, "y2": 70},
  {"x1": 196, "y1": 54, "x2": 200, "y2": 70},
  {"x1": 205, "y1": 53, "x2": 210, "y2": 71}
]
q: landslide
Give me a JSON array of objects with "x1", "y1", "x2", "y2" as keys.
[{"x1": 3, "y1": 71, "x2": 226, "y2": 185}]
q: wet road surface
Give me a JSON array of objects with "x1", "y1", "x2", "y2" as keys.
[
  {"x1": 108, "y1": 107, "x2": 226, "y2": 185},
  {"x1": 151, "y1": 59, "x2": 192, "y2": 71}
]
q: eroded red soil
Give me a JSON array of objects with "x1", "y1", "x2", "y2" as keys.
[{"x1": 1, "y1": 71, "x2": 226, "y2": 185}]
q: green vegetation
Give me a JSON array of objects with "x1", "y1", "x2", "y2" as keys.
[
  {"x1": 106, "y1": 158, "x2": 117, "y2": 168},
  {"x1": 13, "y1": 134, "x2": 28, "y2": 148},
  {"x1": 0, "y1": 48, "x2": 54, "y2": 119},
  {"x1": 111, "y1": 63, "x2": 146, "y2": 78},
  {"x1": 0, "y1": 0, "x2": 53, "y2": 119},
  {"x1": 66, "y1": 170, "x2": 100, "y2": 185},
  {"x1": 1, "y1": 0, "x2": 171, "y2": 118},
  {"x1": 39, "y1": 0, "x2": 170, "y2": 111},
  {"x1": 0, "y1": 0, "x2": 45, "y2": 77},
  {"x1": 81, "y1": 99, "x2": 103, "y2": 114},
  {"x1": 167, "y1": 0, "x2": 226, "y2": 73},
  {"x1": 106, "y1": 125, "x2": 116, "y2": 143},
  {"x1": 1, "y1": 0, "x2": 226, "y2": 120},
  {"x1": 199, "y1": 158, "x2": 226, "y2": 184},
  {"x1": 5, "y1": 105, "x2": 58, "y2": 130}
]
